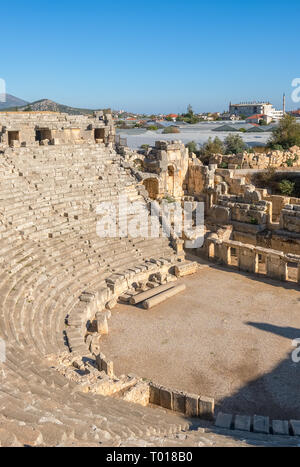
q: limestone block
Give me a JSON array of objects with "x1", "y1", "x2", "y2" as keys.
[
  {"x1": 172, "y1": 390, "x2": 186, "y2": 414},
  {"x1": 105, "y1": 298, "x2": 117, "y2": 310},
  {"x1": 266, "y1": 254, "x2": 287, "y2": 281},
  {"x1": 215, "y1": 412, "x2": 233, "y2": 429},
  {"x1": 96, "y1": 314, "x2": 108, "y2": 335},
  {"x1": 239, "y1": 246, "x2": 256, "y2": 273},
  {"x1": 174, "y1": 262, "x2": 198, "y2": 277},
  {"x1": 290, "y1": 420, "x2": 300, "y2": 436},
  {"x1": 159, "y1": 387, "x2": 173, "y2": 410},
  {"x1": 272, "y1": 420, "x2": 289, "y2": 436},
  {"x1": 149, "y1": 382, "x2": 161, "y2": 406},
  {"x1": 185, "y1": 394, "x2": 199, "y2": 417},
  {"x1": 122, "y1": 382, "x2": 150, "y2": 407},
  {"x1": 210, "y1": 205, "x2": 231, "y2": 224},
  {"x1": 101, "y1": 358, "x2": 114, "y2": 378},
  {"x1": 234, "y1": 415, "x2": 251, "y2": 432},
  {"x1": 199, "y1": 396, "x2": 215, "y2": 421},
  {"x1": 253, "y1": 415, "x2": 270, "y2": 434}
]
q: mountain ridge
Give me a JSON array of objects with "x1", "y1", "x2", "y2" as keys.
[{"x1": 0, "y1": 96, "x2": 108, "y2": 115}]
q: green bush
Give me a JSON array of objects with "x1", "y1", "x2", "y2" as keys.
[
  {"x1": 279, "y1": 179, "x2": 295, "y2": 196},
  {"x1": 185, "y1": 141, "x2": 198, "y2": 154},
  {"x1": 147, "y1": 125, "x2": 159, "y2": 131},
  {"x1": 269, "y1": 115, "x2": 300, "y2": 149},
  {"x1": 199, "y1": 137, "x2": 224, "y2": 164},
  {"x1": 162, "y1": 126, "x2": 180, "y2": 134},
  {"x1": 224, "y1": 134, "x2": 247, "y2": 154}
]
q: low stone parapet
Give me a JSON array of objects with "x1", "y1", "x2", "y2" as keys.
[
  {"x1": 149, "y1": 382, "x2": 214, "y2": 421},
  {"x1": 215, "y1": 411, "x2": 300, "y2": 437},
  {"x1": 207, "y1": 238, "x2": 300, "y2": 284}
]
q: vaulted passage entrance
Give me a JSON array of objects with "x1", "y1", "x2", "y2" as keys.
[
  {"x1": 8, "y1": 131, "x2": 19, "y2": 146},
  {"x1": 95, "y1": 128, "x2": 105, "y2": 142},
  {"x1": 143, "y1": 178, "x2": 159, "y2": 200}
]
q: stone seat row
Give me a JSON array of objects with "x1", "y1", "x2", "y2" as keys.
[{"x1": 0, "y1": 144, "x2": 192, "y2": 446}]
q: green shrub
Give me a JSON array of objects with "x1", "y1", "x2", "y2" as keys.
[
  {"x1": 224, "y1": 134, "x2": 247, "y2": 154},
  {"x1": 185, "y1": 141, "x2": 198, "y2": 154},
  {"x1": 147, "y1": 125, "x2": 159, "y2": 131},
  {"x1": 279, "y1": 179, "x2": 295, "y2": 196},
  {"x1": 269, "y1": 115, "x2": 300, "y2": 149},
  {"x1": 199, "y1": 137, "x2": 225, "y2": 164},
  {"x1": 162, "y1": 126, "x2": 180, "y2": 134}
]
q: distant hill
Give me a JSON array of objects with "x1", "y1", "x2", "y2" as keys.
[
  {"x1": 13, "y1": 99, "x2": 104, "y2": 116},
  {"x1": 0, "y1": 97, "x2": 111, "y2": 116},
  {"x1": 0, "y1": 94, "x2": 29, "y2": 110}
]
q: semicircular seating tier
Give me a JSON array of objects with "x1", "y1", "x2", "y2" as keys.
[{"x1": 0, "y1": 144, "x2": 190, "y2": 446}]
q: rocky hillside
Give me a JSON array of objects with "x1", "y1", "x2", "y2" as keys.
[{"x1": 15, "y1": 99, "x2": 99, "y2": 115}]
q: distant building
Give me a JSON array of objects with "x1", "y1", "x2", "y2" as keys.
[
  {"x1": 246, "y1": 114, "x2": 273, "y2": 125},
  {"x1": 229, "y1": 102, "x2": 273, "y2": 117},
  {"x1": 220, "y1": 112, "x2": 240, "y2": 121},
  {"x1": 230, "y1": 101, "x2": 283, "y2": 121},
  {"x1": 166, "y1": 114, "x2": 178, "y2": 122},
  {"x1": 267, "y1": 109, "x2": 283, "y2": 121},
  {"x1": 290, "y1": 109, "x2": 300, "y2": 117}
]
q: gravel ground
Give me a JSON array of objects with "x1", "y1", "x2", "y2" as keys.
[{"x1": 101, "y1": 264, "x2": 300, "y2": 420}]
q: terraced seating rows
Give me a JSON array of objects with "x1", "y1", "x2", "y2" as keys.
[{"x1": 0, "y1": 144, "x2": 195, "y2": 446}]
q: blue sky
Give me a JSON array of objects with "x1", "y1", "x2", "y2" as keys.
[{"x1": 2, "y1": 0, "x2": 300, "y2": 113}]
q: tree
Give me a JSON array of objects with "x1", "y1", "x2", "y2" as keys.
[
  {"x1": 185, "y1": 141, "x2": 198, "y2": 155},
  {"x1": 187, "y1": 104, "x2": 194, "y2": 116},
  {"x1": 269, "y1": 114, "x2": 300, "y2": 149},
  {"x1": 224, "y1": 134, "x2": 246, "y2": 154},
  {"x1": 279, "y1": 179, "x2": 295, "y2": 196},
  {"x1": 199, "y1": 137, "x2": 224, "y2": 163}
]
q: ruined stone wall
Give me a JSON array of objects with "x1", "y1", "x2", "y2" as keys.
[
  {"x1": 0, "y1": 111, "x2": 115, "y2": 147},
  {"x1": 208, "y1": 182, "x2": 271, "y2": 227},
  {"x1": 129, "y1": 141, "x2": 189, "y2": 200},
  {"x1": 280, "y1": 204, "x2": 300, "y2": 233},
  {"x1": 187, "y1": 162, "x2": 215, "y2": 199},
  {"x1": 210, "y1": 146, "x2": 300, "y2": 170}
]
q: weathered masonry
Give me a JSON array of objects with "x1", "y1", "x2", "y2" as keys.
[{"x1": 0, "y1": 110, "x2": 115, "y2": 147}]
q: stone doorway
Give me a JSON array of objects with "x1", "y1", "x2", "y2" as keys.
[
  {"x1": 8, "y1": 131, "x2": 19, "y2": 146},
  {"x1": 143, "y1": 178, "x2": 159, "y2": 200},
  {"x1": 95, "y1": 128, "x2": 105, "y2": 142}
]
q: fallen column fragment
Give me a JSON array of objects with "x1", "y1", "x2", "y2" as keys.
[
  {"x1": 129, "y1": 282, "x2": 177, "y2": 305},
  {"x1": 142, "y1": 284, "x2": 186, "y2": 310}
]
